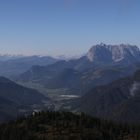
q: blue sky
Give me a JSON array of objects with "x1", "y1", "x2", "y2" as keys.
[{"x1": 0, "y1": 0, "x2": 140, "y2": 56}]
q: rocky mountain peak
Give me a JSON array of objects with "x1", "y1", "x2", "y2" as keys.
[{"x1": 87, "y1": 43, "x2": 140, "y2": 63}]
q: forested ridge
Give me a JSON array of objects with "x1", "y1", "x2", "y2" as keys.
[{"x1": 0, "y1": 111, "x2": 140, "y2": 140}]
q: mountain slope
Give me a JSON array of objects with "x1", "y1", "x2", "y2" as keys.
[
  {"x1": 0, "y1": 77, "x2": 48, "y2": 105},
  {"x1": 0, "y1": 77, "x2": 49, "y2": 122},
  {"x1": 0, "y1": 96, "x2": 18, "y2": 123},
  {"x1": 72, "y1": 70, "x2": 140, "y2": 122},
  {"x1": 45, "y1": 68, "x2": 82, "y2": 89}
]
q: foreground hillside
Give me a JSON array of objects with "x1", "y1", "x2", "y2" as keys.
[{"x1": 0, "y1": 111, "x2": 140, "y2": 140}]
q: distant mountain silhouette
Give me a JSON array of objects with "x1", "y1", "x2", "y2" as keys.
[{"x1": 0, "y1": 56, "x2": 58, "y2": 77}]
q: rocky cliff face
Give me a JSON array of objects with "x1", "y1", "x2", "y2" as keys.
[{"x1": 87, "y1": 43, "x2": 140, "y2": 63}]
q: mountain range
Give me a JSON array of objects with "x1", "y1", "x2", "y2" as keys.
[
  {"x1": 1, "y1": 43, "x2": 140, "y2": 123},
  {"x1": 0, "y1": 55, "x2": 58, "y2": 78},
  {"x1": 17, "y1": 44, "x2": 140, "y2": 95}
]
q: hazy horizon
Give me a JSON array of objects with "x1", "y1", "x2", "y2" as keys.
[
  {"x1": 0, "y1": 0, "x2": 140, "y2": 56},
  {"x1": 0, "y1": 42, "x2": 140, "y2": 58}
]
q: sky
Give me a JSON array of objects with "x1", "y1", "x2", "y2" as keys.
[{"x1": 0, "y1": 0, "x2": 140, "y2": 56}]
